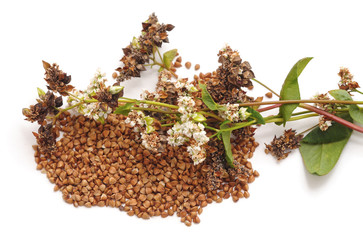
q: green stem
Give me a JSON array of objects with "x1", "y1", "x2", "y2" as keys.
[
  {"x1": 297, "y1": 124, "x2": 319, "y2": 136},
  {"x1": 204, "y1": 125, "x2": 219, "y2": 132},
  {"x1": 161, "y1": 123, "x2": 175, "y2": 127},
  {"x1": 353, "y1": 89, "x2": 363, "y2": 95},
  {"x1": 142, "y1": 100, "x2": 179, "y2": 109},
  {"x1": 265, "y1": 113, "x2": 318, "y2": 123},
  {"x1": 53, "y1": 102, "x2": 83, "y2": 124},
  {"x1": 67, "y1": 92, "x2": 83, "y2": 101},
  {"x1": 199, "y1": 111, "x2": 225, "y2": 121},
  {"x1": 155, "y1": 46, "x2": 163, "y2": 62},
  {"x1": 117, "y1": 97, "x2": 179, "y2": 109},
  {"x1": 209, "y1": 132, "x2": 219, "y2": 139},
  {"x1": 219, "y1": 120, "x2": 257, "y2": 132},
  {"x1": 251, "y1": 78, "x2": 281, "y2": 98},
  {"x1": 131, "y1": 107, "x2": 177, "y2": 114}
]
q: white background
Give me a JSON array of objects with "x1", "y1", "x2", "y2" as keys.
[{"x1": 1, "y1": 0, "x2": 363, "y2": 239}]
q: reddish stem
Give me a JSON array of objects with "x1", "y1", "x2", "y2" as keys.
[
  {"x1": 301, "y1": 104, "x2": 363, "y2": 133},
  {"x1": 257, "y1": 104, "x2": 281, "y2": 112}
]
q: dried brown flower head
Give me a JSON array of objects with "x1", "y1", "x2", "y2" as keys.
[
  {"x1": 116, "y1": 13, "x2": 174, "y2": 82},
  {"x1": 95, "y1": 87, "x2": 124, "y2": 110},
  {"x1": 206, "y1": 46, "x2": 255, "y2": 104},
  {"x1": 23, "y1": 91, "x2": 63, "y2": 123},
  {"x1": 338, "y1": 67, "x2": 360, "y2": 91},
  {"x1": 33, "y1": 124, "x2": 57, "y2": 153},
  {"x1": 155, "y1": 70, "x2": 178, "y2": 105},
  {"x1": 139, "y1": 13, "x2": 174, "y2": 50},
  {"x1": 265, "y1": 129, "x2": 303, "y2": 160},
  {"x1": 42, "y1": 61, "x2": 74, "y2": 96},
  {"x1": 313, "y1": 93, "x2": 336, "y2": 113}
]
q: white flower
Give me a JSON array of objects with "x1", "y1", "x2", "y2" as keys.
[
  {"x1": 187, "y1": 145, "x2": 206, "y2": 165},
  {"x1": 175, "y1": 80, "x2": 185, "y2": 89},
  {"x1": 218, "y1": 103, "x2": 240, "y2": 122},
  {"x1": 238, "y1": 107, "x2": 251, "y2": 121},
  {"x1": 177, "y1": 96, "x2": 195, "y2": 114}
]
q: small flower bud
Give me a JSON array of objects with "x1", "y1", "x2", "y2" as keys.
[
  {"x1": 238, "y1": 107, "x2": 251, "y2": 121},
  {"x1": 188, "y1": 85, "x2": 198, "y2": 93},
  {"x1": 146, "y1": 125, "x2": 155, "y2": 134},
  {"x1": 22, "y1": 108, "x2": 31, "y2": 116},
  {"x1": 37, "y1": 87, "x2": 46, "y2": 99},
  {"x1": 144, "y1": 116, "x2": 154, "y2": 126},
  {"x1": 131, "y1": 36, "x2": 141, "y2": 49},
  {"x1": 192, "y1": 113, "x2": 207, "y2": 122},
  {"x1": 109, "y1": 86, "x2": 124, "y2": 95}
]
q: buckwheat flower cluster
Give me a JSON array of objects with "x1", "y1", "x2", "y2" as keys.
[
  {"x1": 140, "y1": 132, "x2": 161, "y2": 151},
  {"x1": 125, "y1": 110, "x2": 146, "y2": 132},
  {"x1": 318, "y1": 116, "x2": 332, "y2": 131},
  {"x1": 125, "y1": 110, "x2": 162, "y2": 151},
  {"x1": 139, "y1": 89, "x2": 160, "y2": 108},
  {"x1": 338, "y1": 67, "x2": 360, "y2": 91},
  {"x1": 313, "y1": 93, "x2": 335, "y2": 131},
  {"x1": 68, "y1": 69, "x2": 112, "y2": 122},
  {"x1": 167, "y1": 93, "x2": 209, "y2": 164},
  {"x1": 218, "y1": 103, "x2": 239, "y2": 122},
  {"x1": 174, "y1": 78, "x2": 198, "y2": 93},
  {"x1": 218, "y1": 104, "x2": 250, "y2": 122}
]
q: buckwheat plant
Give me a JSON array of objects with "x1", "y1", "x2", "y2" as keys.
[{"x1": 24, "y1": 13, "x2": 363, "y2": 180}]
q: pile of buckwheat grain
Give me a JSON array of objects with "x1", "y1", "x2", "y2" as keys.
[{"x1": 34, "y1": 111, "x2": 258, "y2": 226}]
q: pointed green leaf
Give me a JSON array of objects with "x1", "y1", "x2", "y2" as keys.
[
  {"x1": 162, "y1": 49, "x2": 178, "y2": 70},
  {"x1": 300, "y1": 112, "x2": 352, "y2": 175},
  {"x1": 300, "y1": 133, "x2": 351, "y2": 176},
  {"x1": 329, "y1": 89, "x2": 363, "y2": 124},
  {"x1": 247, "y1": 107, "x2": 265, "y2": 124},
  {"x1": 199, "y1": 83, "x2": 218, "y2": 111},
  {"x1": 301, "y1": 122, "x2": 351, "y2": 144},
  {"x1": 114, "y1": 102, "x2": 134, "y2": 116},
  {"x1": 279, "y1": 57, "x2": 313, "y2": 125},
  {"x1": 302, "y1": 112, "x2": 352, "y2": 144},
  {"x1": 220, "y1": 122, "x2": 234, "y2": 168},
  {"x1": 329, "y1": 89, "x2": 352, "y2": 101},
  {"x1": 349, "y1": 105, "x2": 363, "y2": 125}
]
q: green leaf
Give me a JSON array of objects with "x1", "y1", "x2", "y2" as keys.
[
  {"x1": 220, "y1": 122, "x2": 234, "y2": 168},
  {"x1": 329, "y1": 89, "x2": 363, "y2": 124},
  {"x1": 199, "y1": 83, "x2": 218, "y2": 111},
  {"x1": 349, "y1": 105, "x2": 363, "y2": 125},
  {"x1": 329, "y1": 89, "x2": 352, "y2": 101},
  {"x1": 114, "y1": 102, "x2": 134, "y2": 116},
  {"x1": 162, "y1": 49, "x2": 178, "y2": 70},
  {"x1": 302, "y1": 112, "x2": 353, "y2": 144},
  {"x1": 301, "y1": 122, "x2": 351, "y2": 144},
  {"x1": 279, "y1": 57, "x2": 313, "y2": 125},
  {"x1": 158, "y1": 66, "x2": 164, "y2": 72},
  {"x1": 300, "y1": 112, "x2": 353, "y2": 175},
  {"x1": 300, "y1": 133, "x2": 351, "y2": 176},
  {"x1": 247, "y1": 107, "x2": 265, "y2": 124}
]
